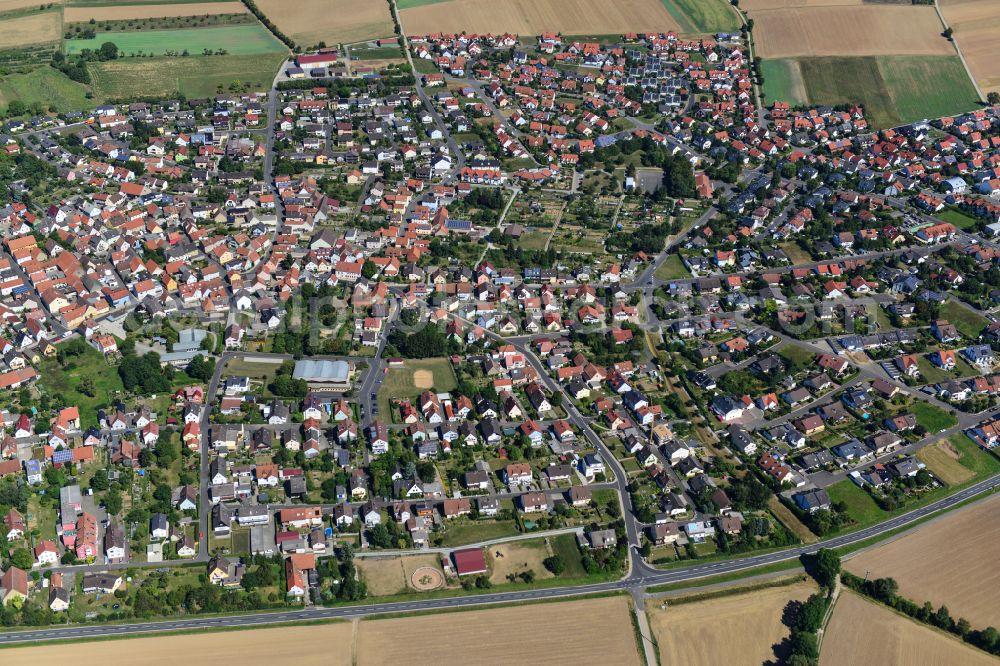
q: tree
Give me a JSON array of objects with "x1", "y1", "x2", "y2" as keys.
[
  {"x1": 9, "y1": 547, "x2": 32, "y2": 570},
  {"x1": 98, "y1": 41, "x2": 119, "y2": 60},
  {"x1": 367, "y1": 524, "x2": 393, "y2": 549},
  {"x1": 795, "y1": 594, "x2": 828, "y2": 633},
  {"x1": 989, "y1": 92, "x2": 1000, "y2": 106},
  {"x1": 807, "y1": 548, "x2": 841, "y2": 589},
  {"x1": 104, "y1": 490, "x2": 123, "y2": 516},
  {"x1": 543, "y1": 555, "x2": 565, "y2": 575},
  {"x1": 78, "y1": 375, "x2": 97, "y2": 397},
  {"x1": 186, "y1": 354, "x2": 216, "y2": 382}
]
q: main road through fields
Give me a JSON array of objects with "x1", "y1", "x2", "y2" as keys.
[{"x1": 2, "y1": 473, "x2": 997, "y2": 644}]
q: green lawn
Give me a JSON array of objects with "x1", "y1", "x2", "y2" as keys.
[
  {"x1": 761, "y1": 59, "x2": 808, "y2": 106},
  {"x1": 88, "y1": 52, "x2": 286, "y2": 99},
  {"x1": 827, "y1": 479, "x2": 888, "y2": 529},
  {"x1": 653, "y1": 253, "x2": 691, "y2": 281},
  {"x1": 660, "y1": 0, "x2": 740, "y2": 34},
  {"x1": 778, "y1": 343, "x2": 815, "y2": 369},
  {"x1": 936, "y1": 207, "x2": 980, "y2": 230},
  {"x1": 911, "y1": 401, "x2": 957, "y2": 432},
  {"x1": 0, "y1": 66, "x2": 95, "y2": 113},
  {"x1": 940, "y1": 300, "x2": 989, "y2": 339},
  {"x1": 39, "y1": 344, "x2": 126, "y2": 429},
  {"x1": 437, "y1": 520, "x2": 520, "y2": 547},
  {"x1": 948, "y1": 434, "x2": 1000, "y2": 477},
  {"x1": 67, "y1": 25, "x2": 287, "y2": 56},
  {"x1": 549, "y1": 533, "x2": 588, "y2": 577},
  {"x1": 915, "y1": 355, "x2": 978, "y2": 385},
  {"x1": 798, "y1": 55, "x2": 980, "y2": 129}
]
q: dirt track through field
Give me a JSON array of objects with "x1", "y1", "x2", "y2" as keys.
[
  {"x1": 752, "y1": 5, "x2": 953, "y2": 58},
  {"x1": 400, "y1": 0, "x2": 680, "y2": 37},
  {"x1": 845, "y1": 493, "x2": 1000, "y2": 628},
  {"x1": 63, "y1": 2, "x2": 247, "y2": 21},
  {"x1": 821, "y1": 591, "x2": 997, "y2": 665}
]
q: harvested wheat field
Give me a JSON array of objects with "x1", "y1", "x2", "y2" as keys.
[
  {"x1": 64, "y1": 2, "x2": 246, "y2": 21},
  {"x1": 941, "y1": 0, "x2": 1000, "y2": 93},
  {"x1": 255, "y1": 0, "x2": 393, "y2": 45},
  {"x1": 0, "y1": 623, "x2": 355, "y2": 666},
  {"x1": 400, "y1": 0, "x2": 679, "y2": 38},
  {"x1": 648, "y1": 579, "x2": 817, "y2": 665},
  {"x1": 845, "y1": 494, "x2": 1000, "y2": 627},
  {"x1": 0, "y1": 0, "x2": 62, "y2": 12},
  {"x1": 0, "y1": 10, "x2": 60, "y2": 49},
  {"x1": 752, "y1": 5, "x2": 953, "y2": 58},
  {"x1": 821, "y1": 591, "x2": 997, "y2": 666},
  {"x1": 357, "y1": 596, "x2": 641, "y2": 665}
]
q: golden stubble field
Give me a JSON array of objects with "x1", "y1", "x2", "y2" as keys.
[
  {"x1": 941, "y1": 0, "x2": 1000, "y2": 92},
  {"x1": 0, "y1": 624, "x2": 356, "y2": 666},
  {"x1": 845, "y1": 494, "x2": 1000, "y2": 628},
  {"x1": 0, "y1": 10, "x2": 61, "y2": 49},
  {"x1": 64, "y1": 2, "x2": 248, "y2": 21},
  {"x1": 356, "y1": 596, "x2": 641, "y2": 665},
  {"x1": 400, "y1": 0, "x2": 680, "y2": 37},
  {"x1": 751, "y1": 5, "x2": 953, "y2": 58},
  {"x1": 0, "y1": 597, "x2": 641, "y2": 665},
  {"x1": 255, "y1": 0, "x2": 394, "y2": 45},
  {"x1": 821, "y1": 591, "x2": 998, "y2": 666},
  {"x1": 647, "y1": 579, "x2": 817, "y2": 665}
]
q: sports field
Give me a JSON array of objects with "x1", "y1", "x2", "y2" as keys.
[
  {"x1": 65, "y1": 24, "x2": 287, "y2": 56},
  {"x1": 255, "y1": 0, "x2": 393, "y2": 45},
  {"x1": 400, "y1": 0, "x2": 681, "y2": 37},
  {"x1": 845, "y1": 493, "x2": 1000, "y2": 628},
  {"x1": 88, "y1": 52, "x2": 285, "y2": 98},
  {"x1": 0, "y1": 10, "x2": 61, "y2": 50},
  {"x1": 796, "y1": 55, "x2": 980, "y2": 128},
  {"x1": 64, "y1": 1, "x2": 247, "y2": 21},
  {"x1": 648, "y1": 579, "x2": 818, "y2": 665},
  {"x1": 377, "y1": 357, "x2": 457, "y2": 420},
  {"x1": 821, "y1": 591, "x2": 997, "y2": 666},
  {"x1": 941, "y1": 0, "x2": 1000, "y2": 93}
]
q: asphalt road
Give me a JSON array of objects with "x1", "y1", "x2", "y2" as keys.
[{"x1": 3, "y1": 471, "x2": 996, "y2": 644}]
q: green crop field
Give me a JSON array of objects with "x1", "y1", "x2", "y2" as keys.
[
  {"x1": 397, "y1": 0, "x2": 445, "y2": 7},
  {"x1": 797, "y1": 55, "x2": 980, "y2": 129},
  {"x1": 88, "y1": 52, "x2": 286, "y2": 99},
  {"x1": 66, "y1": 24, "x2": 287, "y2": 57},
  {"x1": 661, "y1": 0, "x2": 740, "y2": 34},
  {"x1": 0, "y1": 66, "x2": 95, "y2": 112},
  {"x1": 761, "y1": 58, "x2": 807, "y2": 106}
]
